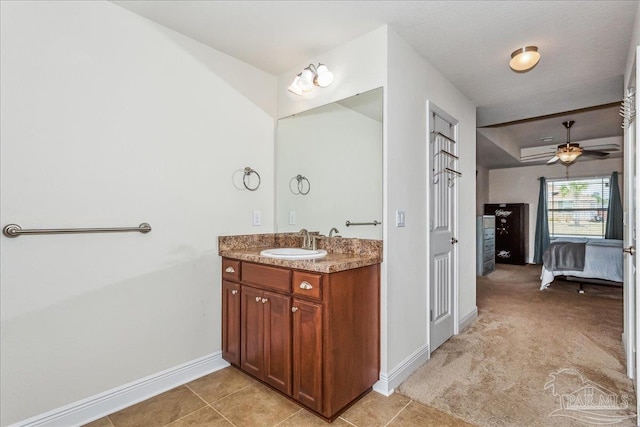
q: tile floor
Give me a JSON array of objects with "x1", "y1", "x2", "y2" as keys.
[{"x1": 84, "y1": 367, "x2": 474, "y2": 427}]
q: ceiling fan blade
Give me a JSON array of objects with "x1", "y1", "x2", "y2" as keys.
[
  {"x1": 547, "y1": 156, "x2": 560, "y2": 164},
  {"x1": 582, "y1": 150, "x2": 610, "y2": 158},
  {"x1": 520, "y1": 153, "x2": 557, "y2": 160}
]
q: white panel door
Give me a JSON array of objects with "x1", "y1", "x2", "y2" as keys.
[
  {"x1": 624, "y1": 81, "x2": 637, "y2": 383},
  {"x1": 627, "y1": 54, "x2": 640, "y2": 424},
  {"x1": 428, "y1": 104, "x2": 459, "y2": 352}
]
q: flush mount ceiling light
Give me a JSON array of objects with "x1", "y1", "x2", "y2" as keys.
[
  {"x1": 509, "y1": 46, "x2": 540, "y2": 72},
  {"x1": 287, "y1": 63, "x2": 334, "y2": 96}
]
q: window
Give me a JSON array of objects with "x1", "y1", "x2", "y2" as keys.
[{"x1": 547, "y1": 177, "x2": 610, "y2": 238}]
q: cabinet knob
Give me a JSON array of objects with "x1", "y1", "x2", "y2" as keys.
[
  {"x1": 225, "y1": 266, "x2": 235, "y2": 273},
  {"x1": 261, "y1": 298, "x2": 268, "y2": 304},
  {"x1": 291, "y1": 307, "x2": 298, "y2": 313},
  {"x1": 231, "y1": 289, "x2": 238, "y2": 295},
  {"x1": 255, "y1": 296, "x2": 261, "y2": 302},
  {"x1": 299, "y1": 281, "x2": 313, "y2": 290}
]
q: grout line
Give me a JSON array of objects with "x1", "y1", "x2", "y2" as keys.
[
  {"x1": 185, "y1": 381, "x2": 254, "y2": 405},
  {"x1": 383, "y1": 400, "x2": 412, "y2": 427},
  {"x1": 273, "y1": 408, "x2": 303, "y2": 426},
  {"x1": 184, "y1": 384, "x2": 211, "y2": 406},
  {"x1": 209, "y1": 404, "x2": 238, "y2": 427},
  {"x1": 162, "y1": 387, "x2": 208, "y2": 427},
  {"x1": 183, "y1": 382, "x2": 248, "y2": 427},
  {"x1": 338, "y1": 416, "x2": 358, "y2": 426}
]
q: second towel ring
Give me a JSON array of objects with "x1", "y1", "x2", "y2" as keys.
[
  {"x1": 243, "y1": 167, "x2": 261, "y2": 191},
  {"x1": 289, "y1": 174, "x2": 310, "y2": 195}
]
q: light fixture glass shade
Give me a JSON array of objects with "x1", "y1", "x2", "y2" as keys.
[
  {"x1": 314, "y1": 64, "x2": 334, "y2": 87},
  {"x1": 557, "y1": 147, "x2": 582, "y2": 163},
  {"x1": 297, "y1": 67, "x2": 315, "y2": 92},
  {"x1": 288, "y1": 75, "x2": 303, "y2": 96},
  {"x1": 509, "y1": 46, "x2": 540, "y2": 72}
]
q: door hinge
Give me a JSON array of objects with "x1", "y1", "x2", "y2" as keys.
[{"x1": 430, "y1": 309, "x2": 433, "y2": 322}]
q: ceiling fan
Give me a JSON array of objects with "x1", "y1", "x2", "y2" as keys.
[{"x1": 547, "y1": 120, "x2": 610, "y2": 164}]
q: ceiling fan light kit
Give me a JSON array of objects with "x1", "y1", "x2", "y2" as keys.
[
  {"x1": 542, "y1": 120, "x2": 611, "y2": 165},
  {"x1": 554, "y1": 120, "x2": 582, "y2": 164}
]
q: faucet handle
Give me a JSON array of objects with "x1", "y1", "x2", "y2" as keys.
[{"x1": 310, "y1": 234, "x2": 326, "y2": 250}]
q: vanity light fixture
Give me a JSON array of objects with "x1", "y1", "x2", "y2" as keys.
[
  {"x1": 287, "y1": 63, "x2": 334, "y2": 96},
  {"x1": 509, "y1": 46, "x2": 540, "y2": 72}
]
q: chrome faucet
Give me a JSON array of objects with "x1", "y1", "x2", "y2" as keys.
[
  {"x1": 328, "y1": 227, "x2": 340, "y2": 238},
  {"x1": 299, "y1": 228, "x2": 311, "y2": 249}
]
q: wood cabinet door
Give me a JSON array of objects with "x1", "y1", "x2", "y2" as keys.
[
  {"x1": 222, "y1": 280, "x2": 241, "y2": 365},
  {"x1": 263, "y1": 291, "x2": 292, "y2": 395},
  {"x1": 292, "y1": 298, "x2": 323, "y2": 413},
  {"x1": 241, "y1": 286, "x2": 264, "y2": 380}
]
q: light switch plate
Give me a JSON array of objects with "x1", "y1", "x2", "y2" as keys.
[
  {"x1": 396, "y1": 210, "x2": 406, "y2": 227},
  {"x1": 289, "y1": 211, "x2": 296, "y2": 225}
]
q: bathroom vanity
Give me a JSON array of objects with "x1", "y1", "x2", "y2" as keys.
[{"x1": 219, "y1": 233, "x2": 381, "y2": 421}]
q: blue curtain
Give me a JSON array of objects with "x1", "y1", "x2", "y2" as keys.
[
  {"x1": 533, "y1": 177, "x2": 550, "y2": 264},
  {"x1": 605, "y1": 171, "x2": 623, "y2": 240}
]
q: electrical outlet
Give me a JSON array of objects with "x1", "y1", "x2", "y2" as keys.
[
  {"x1": 289, "y1": 211, "x2": 296, "y2": 225},
  {"x1": 252, "y1": 210, "x2": 262, "y2": 226},
  {"x1": 396, "y1": 210, "x2": 406, "y2": 227}
]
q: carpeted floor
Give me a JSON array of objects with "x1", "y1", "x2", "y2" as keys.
[{"x1": 398, "y1": 264, "x2": 636, "y2": 426}]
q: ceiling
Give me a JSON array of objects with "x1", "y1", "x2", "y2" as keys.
[{"x1": 112, "y1": 0, "x2": 637, "y2": 169}]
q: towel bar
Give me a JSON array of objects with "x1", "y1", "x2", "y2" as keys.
[{"x1": 3, "y1": 223, "x2": 152, "y2": 238}]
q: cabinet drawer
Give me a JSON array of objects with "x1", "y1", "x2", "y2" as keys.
[
  {"x1": 292, "y1": 271, "x2": 322, "y2": 301},
  {"x1": 222, "y1": 259, "x2": 241, "y2": 281},
  {"x1": 242, "y1": 262, "x2": 291, "y2": 293}
]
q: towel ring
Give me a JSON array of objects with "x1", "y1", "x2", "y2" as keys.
[
  {"x1": 243, "y1": 167, "x2": 261, "y2": 191},
  {"x1": 289, "y1": 174, "x2": 310, "y2": 195}
]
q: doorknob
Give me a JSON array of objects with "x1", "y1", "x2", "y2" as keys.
[
  {"x1": 450, "y1": 237, "x2": 458, "y2": 244},
  {"x1": 623, "y1": 246, "x2": 636, "y2": 255}
]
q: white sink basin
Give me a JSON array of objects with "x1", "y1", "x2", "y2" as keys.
[{"x1": 260, "y1": 247, "x2": 328, "y2": 260}]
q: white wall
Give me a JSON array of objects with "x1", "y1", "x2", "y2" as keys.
[
  {"x1": 386, "y1": 29, "x2": 477, "y2": 374},
  {"x1": 0, "y1": 2, "x2": 276, "y2": 425},
  {"x1": 276, "y1": 25, "x2": 477, "y2": 391},
  {"x1": 476, "y1": 165, "x2": 490, "y2": 215},
  {"x1": 488, "y1": 158, "x2": 624, "y2": 264}
]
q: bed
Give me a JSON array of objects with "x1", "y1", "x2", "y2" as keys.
[{"x1": 539, "y1": 238, "x2": 623, "y2": 291}]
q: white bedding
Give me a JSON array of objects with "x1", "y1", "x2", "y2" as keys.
[{"x1": 540, "y1": 238, "x2": 623, "y2": 290}]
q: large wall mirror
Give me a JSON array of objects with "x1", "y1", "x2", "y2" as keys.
[{"x1": 276, "y1": 87, "x2": 383, "y2": 239}]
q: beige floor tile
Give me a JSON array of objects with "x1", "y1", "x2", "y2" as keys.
[
  {"x1": 387, "y1": 401, "x2": 476, "y2": 427},
  {"x1": 167, "y1": 406, "x2": 233, "y2": 427},
  {"x1": 340, "y1": 391, "x2": 410, "y2": 427},
  {"x1": 108, "y1": 386, "x2": 206, "y2": 427},
  {"x1": 211, "y1": 382, "x2": 300, "y2": 426},
  {"x1": 187, "y1": 366, "x2": 256, "y2": 404},
  {"x1": 276, "y1": 408, "x2": 352, "y2": 426},
  {"x1": 83, "y1": 417, "x2": 113, "y2": 427}
]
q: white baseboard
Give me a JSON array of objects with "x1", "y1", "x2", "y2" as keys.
[
  {"x1": 459, "y1": 306, "x2": 478, "y2": 332},
  {"x1": 11, "y1": 352, "x2": 229, "y2": 427},
  {"x1": 373, "y1": 343, "x2": 430, "y2": 396}
]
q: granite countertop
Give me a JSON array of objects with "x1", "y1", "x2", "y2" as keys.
[
  {"x1": 220, "y1": 248, "x2": 381, "y2": 273},
  {"x1": 218, "y1": 233, "x2": 382, "y2": 273}
]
